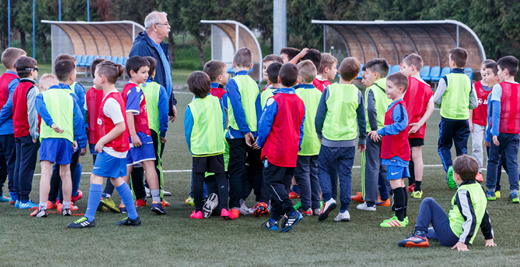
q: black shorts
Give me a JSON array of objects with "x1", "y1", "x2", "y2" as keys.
[
  {"x1": 409, "y1": 138, "x2": 424, "y2": 147},
  {"x1": 192, "y1": 154, "x2": 225, "y2": 174}
]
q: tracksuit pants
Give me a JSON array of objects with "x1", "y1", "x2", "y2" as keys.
[
  {"x1": 471, "y1": 124, "x2": 486, "y2": 170},
  {"x1": 294, "y1": 155, "x2": 321, "y2": 210},
  {"x1": 415, "y1": 197, "x2": 459, "y2": 247},
  {"x1": 438, "y1": 117, "x2": 470, "y2": 172},
  {"x1": 263, "y1": 160, "x2": 295, "y2": 220},
  {"x1": 318, "y1": 145, "x2": 354, "y2": 211},
  {"x1": 0, "y1": 134, "x2": 16, "y2": 197},
  {"x1": 14, "y1": 135, "x2": 39, "y2": 202},
  {"x1": 486, "y1": 133, "x2": 520, "y2": 194},
  {"x1": 361, "y1": 138, "x2": 389, "y2": 205}
]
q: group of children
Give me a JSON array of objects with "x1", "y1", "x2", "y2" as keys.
[{"x1": 2, "y1": 43, "x2": 516, "y2": 249}]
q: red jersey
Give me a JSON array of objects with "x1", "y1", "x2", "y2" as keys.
[
  {"x1": 12, "y1": 81, "x2": 35, "y2": 138},
  {"x1": 86, "y1": 87, "x2": 105, "y2": 144},
  {"x1": 261, "y1": 92, "x2": 305, "y2": 167},
  {"x1": 472, "y1": 81, "x2": 492, "y2": 126},
  {"x1": 98, "y1": 91, "x2": 130, "y2": 153},
  {"x1": 499, "y1": 82, "x2": 520, "y2": 134},
  {"x1": 403, "y1": 77, "x2": 433, "y2": 139},
  {"x1": 0, "y1": 72, "x2": 18, "y2": 119},
  {"x1": 381, "y1": 100, "x2": 411, "y2": 161},
  {"x1": 121, "y1": 83, "x2": 151, "y2": 136},
  {"x1": 313, "y1": 78, "x2": 332, "y2": 92},
  {"x1": 210, "y1": 86, "x2": 226, "y2": 99},
  {"x1": 262, "y1": 83, "x2": 272, "y2": 92}
]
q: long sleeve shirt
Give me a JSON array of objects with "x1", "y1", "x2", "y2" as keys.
[
  {"x1": 377, "y1": 99, "x2": 409, "y2": 167},
  {"x1": 184, "y1": 94, "x2": 226, "y2": 152},
  {"x1": 314, "y1": 85, "x2": 366, "y2": 147},
  {"x1": 158, "y1": 83, "x2": 170, "y2": 137},
  {"x1": 0, "y1": 71, "x2": 20, "y2": 134},
  {"x1": 26, "y1": 81, "x2": 40, "y2": 140},
  {"x1": 256, "y1": 88, "x2": 305, "y2": 149},
  {"x1": 433, "y1": 68, "x2": 478, "y2": 109},
  {"x1": 226, "y1": 70, "x2": 262, "y2": 139}
]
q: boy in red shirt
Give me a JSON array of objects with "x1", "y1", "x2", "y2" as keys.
[
  {"x1": 313, "y1": 53, "x2": 337, "y2": 92},
  {"x1": 400, "y1": 54, "x2": 434, "y2": 198}
]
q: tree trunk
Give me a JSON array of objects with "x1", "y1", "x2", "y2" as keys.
[
  {"x1": 20, "y1": 31, "x2": 26, "y2": 51},
  {"x1": 196, "y1": 38, "x2": 206, "y2": 67},
  {"x1": 39, "y1": 33, "x2": 48, "y2": 64},
  {"x1": 1, "y1": 36, "x2": 7, "y2": 51},
  {"x1": 168, "y1": 32, "x2": 176, "y2": 63}
]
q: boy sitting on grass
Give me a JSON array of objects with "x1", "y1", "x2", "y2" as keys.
[{"x1": 399, "y1": 154, "x2": 496, "y2": 250}]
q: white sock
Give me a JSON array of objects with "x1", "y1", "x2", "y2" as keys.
[
  {"x1": 151, "y1": 189, "x2": 161, "y2": 203},
  {"x1": 39, "y1": 202, "x2": 47, "y2": 210},
  {"x1": 62, "y1": 201, "x2": 71, "y2": 210}
]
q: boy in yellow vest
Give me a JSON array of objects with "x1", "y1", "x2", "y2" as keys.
[
  {"x1": 398, "y1": 155, "x2": 495, "y2": 250},
  {"x1": 315, "y1": 57, "x2": 366, "y2": 222},
  {"x1": 432, "y1": 48, "x2": 478, "y2": 188}
]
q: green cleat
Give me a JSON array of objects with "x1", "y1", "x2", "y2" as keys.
[
  {"x1": 185, "y1": 196, "x2": 195, "y2": 206},
  {"x1": 486, "y1": 191, "x2": 496, "y2": 201},
  {"x1": 447, "y1": 166, "x2": 456, "y2": 189},
  {"x1": 496, "y1": 191, "x2": 501, "y2": 199},
  {"x1": 293, "y1": 201, "x2": 302, "y2": 210},
  {"x1": 380, "y1": 216, "x2": 408, "y2": 227},
  {"x1": 100, "y1": 197, "x2": 120, "y2": 213},
  {"x1": 411, "y1": 191, "x2": 423, "y2": 199},
  {"x1": 510, "y1": 193, "x2": 519, "y2": 203}
]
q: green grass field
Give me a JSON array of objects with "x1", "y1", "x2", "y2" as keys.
[{"x1": 1, "y1": 92, "x2": 520, "y2": 266}]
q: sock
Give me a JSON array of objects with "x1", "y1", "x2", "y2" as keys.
[
  {"x1": 72, "y1": 163, "x2": 82, "y2": 196},
  {"x1": 103, "y1": 193, "x2": 111, "y2": 198},
  {"x1": 292, "y1": 185, "x2": 300, "y2": 194},
  {"x1": 393, "y1": 187, "x2": 405, "y2": 221},
  {"x1": 116, "y1": 183, "x2": 138, "y2": 220},
  {"x1": 151, "y1": 189, "x2": 161, "y2": 203},
  {"x1": 415, "y1": 181, "x2": 422, "y2": 192},
  {"x1": 403, "y1": 187, "x2": 408, "y2": 218},
  {"x1": 85, "y1": 184, "x2": 103, "y2": 222},
  {"x1": 39, "y1": 202, "x2": 47, "y2": 210},
  {"x1": 62, "y1": 201, "x2": 71, "y2": 210}
]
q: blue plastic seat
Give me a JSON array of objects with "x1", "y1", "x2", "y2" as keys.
[
  {"x1": 116, "y1": 56, "x2": 124, "y2": 65},
  {"x1": 109, "y1": 56, "x2": 117, "y2": 63},
  {"x1": 464, "y1": 67, "x2": 474, "y2": 80},
  {"x1": 248, "y1": 63, "x2": 255, "y2": 73},
  {"x1": 76, "y1": 55, "x2": 87, "y2": 67},
  {"x1": 420, "y1": 65, "x2": 431, "y2": 81},
  {"x1": 432, "y1": 67, "x2": 451, "y2": 82},
  {"x1": 428, "y1": 66, "x2": 441, "y2": 82},
  {"x1": 123, "y1": 57, "x2": 129, "y2": 67},
  {"x1": 389, "y1": 65, "x2": 400, "y2": 75},
  {"x1": 227, "y1": 67, "x2": 235, "y2": 74},
  {"x1": 357, "y1": 64, "x2": 364, "y2": 79},
  {"x1": 85, "y1": 55, "x2": 95, "y2": 67}
]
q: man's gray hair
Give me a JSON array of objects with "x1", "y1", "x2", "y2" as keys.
[{"x1": 144, "y1": 11, "x2": 168, "y2": 30}]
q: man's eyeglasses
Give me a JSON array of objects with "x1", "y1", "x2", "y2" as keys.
[
  {"x1": 25, "y1": 67, "x2": 39, "y2": 72},
  {"x1": 155, "y1": 23, "x2": 169, "y2": 27}
]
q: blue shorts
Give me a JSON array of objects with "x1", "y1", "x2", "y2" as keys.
[
  {"x1": 92, "y1": 151, "x2": 127, "y2": 178},
  {"x1": 127, "y1": 133, "x2": 156, "y2": 165},
  {"x1": 39, "y1": 138, "x2": 73, "y2": 165},
  {"x1": 89, "y1": 144, "x2": 98, "y2": 155},
  {"x1": 387, "y1": 165, "x2": 410, "y2": 180}
]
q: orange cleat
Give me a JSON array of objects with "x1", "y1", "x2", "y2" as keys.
[
  {"x1": 47, "y1": 201, "x2": 59, "y2": 210},
  {"x1": 351, "y1": 192, "x2": 365, "y2": 203},
  {"x1": 57, "y1": 202, "x2": 79, "y2": 211},
  {"x1": 161, "y1": 199, "x2": 170, "y2": 207},
  {"x1": 407, "y1": 184, "x2": 415, "y2": 193},
  {"x1": 231, "y1": 208, "x2": 240, "y2": 219},
  {"x1": 221, "y1": 208, "x2": 235, "y2": 220},
  {"x1": 376, "y1": 197, "x2": 391, "y2": 206}
]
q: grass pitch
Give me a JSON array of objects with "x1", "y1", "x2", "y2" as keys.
[{"x1": 1, "y1": 93, "x2": 520, "y2": 266}]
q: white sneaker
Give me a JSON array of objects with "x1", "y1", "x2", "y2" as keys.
[
  {"x1": 313, "y1": 208, "x2": 321, "y2": 216},
  {"x1": 145, "y1": 187, "x2": 151, "y2": 198},
  {"x1": 239, "y1": 200, "x2": 250, "y2": 215},
  {"x1": 357, "y1": 202, "x2": 376, "y2": 211},
  {"x1": 162, "y1": 189, "x2": 172, "y2": 196},
  {"x1": 334, "y1": 210, "x2": 350, "y2": 221},
  {"x1": 202, "y1": 193, "x2": 218, "y2": 218},
  {"x1": 318, "y1": 198, "x2": 337, "y2": 221}
]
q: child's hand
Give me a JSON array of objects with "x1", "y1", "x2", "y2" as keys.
[
  {"x1": 160, "y1": 137, "x2": 167, "y2": 143},
  {"x1": 80, "y1": 148, "x2": 87, "y2": 156},
  {"x1": 73, "y1": 141, "x2": 78, "y2": 151},
  {"x1": 492, "y1": 136, "x2": 500, "y2": 146},
  {"x1": 484, "y1": 141, "x2": 490, "y2": 147},
  {"x1": 252, "y1": 141, "x2": 261, "y2": 150},
  {"x1": 358, "y1": 144, "x2": 366, "y2": 153},
  {"x1": 32, "y1": 139, "x2": 37, "y2": 143},
  {"x1": 451, "y1": 242, "x2": 469, "y2": 251},
  {"x1": 485, "y1": 239, "x2": 497, "y2": 247},
  {"x1": 469, "y1": 123, "x2": 474, "y2": 132},
  {"x1": 95, "y1": 141, "x2": 104, "y2": 153},
  {"x1": 368, "y1": 131, "x2": 381, "y2": 142},
  {"x1": 244, "y1": 133, "x2": 255, "y2": 147},
  {"x1": 131, "y1": 134, "x2": 142, "y2": 147},
  {"x1": 51, "y1": 124, "x2": 63, "y2": 134},
  {"x1": 408, "y1": 123, "x2": 422, "y2": 134}
]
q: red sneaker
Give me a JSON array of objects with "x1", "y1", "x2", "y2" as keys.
[
  {"x1": 289, "y1": 191, "x2": 300, "y2": 199},
  {"x1": 351, "y1": 192, "x2": 365, "y2": 203},
  {"x1": 71, "y1": 190, "x2": 83, "y2": 203},
  {"x1": 221, "y1": 208, "x2": 235, "y2": 220},
  {"x1": 253, "y1": 202, "x2": 269, "y2": 217},
  {"x1": 190, "y1": 210, "x2": 203, "y2": 219},
  {"x1": 407, "y1": 184, "x2": 415, "y2": 193},
  {"x1": 231, "y1": 208, "x2": 240, "y2": 219},
  {"x1": 135, "y1": 199, "x2": 147, "y2": 207}
]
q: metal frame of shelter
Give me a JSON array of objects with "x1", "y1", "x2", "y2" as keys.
[
  {"x1": 200, "y1": 20, "x2": 263, "y2": 83},
  {"x1": 41, "y1": 20, "x2": 145, "y2": 69},
  {"x1": 312, "y1": 20, "x2": 486, "y2": 70}
]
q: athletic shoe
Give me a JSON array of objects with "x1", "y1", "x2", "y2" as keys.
[
  {"x1": 351, "y1": 192, "x2": 364, "y2": 203},
  {"x1": 407, "y1": 184, "x2": 415, "y2": 193},
  {"x1": 248, "y1": 203, "x2": 259, "y2": 214},
  {"x1": 135, "y1": 199, "x2": 147, "y2": 207},
  {"x1": 62, "y1": 208, "x2": 72, "y2": 216},
  {"x1": 71, "y1": 190, "x2": 83, "y2": 203},
  {"x1": 376, "y1": 197, "x2": 391, "y2": 206},
  {"x1": 357, "y1": 202, "x2": 376, "y2": 211},
  {"x1": 119, "y1": 204, "x2": 127, "y2": 213},
  {"x1": 510, "y1": 193, "x2": 519, "y2": 203},
  {"x1": 161, "y1": 199, "x2": 170, "y2": 207},
  {"x1": 231, "y1": 208, "x2": 240, "y2": 219},
  {"x1": 300, "y1": 208, "x2": 313, "y2": 216},
  {"x1": 0, "y1": 194, "x2": 9, "y2": 202},
  {"x1": 486, "y1": 191, "x2": 496, "y2": 201},
  {"x1": 14, "y1": 200, "x2": 19, "y2": 208},
  {"x1": 116, "y1": 216, "x2": 141, "y2": 226},
  {"x1": 100, "y1": 197, "x2": 120, "y2": 213},
  {"x1": 221, "y1": 208, "x2": 235, "y2": 220},
  {"x1": 151, "y1": 201, "x2": 166, "y2": 215},
  {"x1": 162, "y1": 189, "x2": 172, "y2": 196},
  {"x1": 68, "y1": 217, "x2": 95, "y2": 228},
  {"x1": 334, "y1": 210, "x2": 350, "y2": 221},
  {"x1": 239, "y1": 200, "x2": 250, "y2": 215},
  {"x1": 190, "y1": 210, "x2": 203, "y2": 219},
  {"x1": 19, "y1": 200, "x2": 38, "y2": 210},
  {"x1": 289, "y1": 191, "x2": 300, "y2": 199},
  {"x1": 57, "y1": 203, "x2": 79, "y2": 212},
  {"x1": 203, "y1": 193, "x2": 219, "y2": 218},
  {"x1": 47, "y1": 201, "x2": 59, "y2": 210},
  {"x1": 31, "y1": 209, "x2": 47, "y2": 218},
  {"x1": 254, "y1": 202, "x2": 269, "y2": 217},
  {"x1": 293, "y1": 201, "x2": 302, "y2": 210},
  {"x1": 398, "y1": 231, "x2": 429, "y2": 248},
  {"x1": 262, "y1": 218, "x2": 279, "y2": 231},
  {"x1": 280, "y1": 211, "x2": 303, "y2": 232},
  {"x1": 380, "y1": 216, "x2": 408, "y2": 227},
  {"x1": 447, "y1": 166, "x2": 456, "y2": 189},
  {"x1": 313, "y1": 208, "x2": 321, "y2": 216},
  {"x1": 9, "y1": 197, "x2": 15, "y2": 204},
  {"x1": 475, "y1": 172, "x2": 483, "y2": 183},
  {"x1": 145, "y1": 187, "x2": 151, "y2": 198},
  {"x1": 318, "y1": 199, "x2": 337, "y2": 221},
  {"x1": 411, "y1": 191, "x2": 423, "y2": 199},
  {"x1": 496, "y1": 191, "x2": 501, "y2": 199},
  {"x1": 185, "y1": 196, "x2": 195, "y2": 206}
]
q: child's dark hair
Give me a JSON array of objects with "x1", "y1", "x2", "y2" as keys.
[
  {"x1": 267, "y1": 62, "x2": 282, "y2": 84},
  {"x1": 484, "y1": 62, "x2": 498, "y2": 76},
  {"x1": 96, "y1": 61, "x2": 124, "y2": 84},
  {"x1": 54, "y1": 53, "x2": 76, "y2": 65},
  {"x1": 403, "y1": 53, "x2": 423, "y2": 71},
  {"x1": 279, "y1": 63, "x2": 298, "y2": 87},
  {"x1": 90, "y1": 58, "x2": 106, "y2": 77},
  {"x1": 187, "y1": 71, "x2": 211, "y2": 98},
  {"x1": 482, "y1": 59, "x2": 495, "y2": 66},
  {"x1": 144, "y1": 56, "x2": 157, "y2": 76},
  {"x1": 297, "y1": 60, "x2": 317, "y2": 83},
  {"x1": 453, "y1": 155, "x2": 479, "y2": 181},
  {"x1": 233, "y1": 48, "x2": 252, "y2": 68},
  {"x1": 339, "y1": 57, "x2": 360, "y2": 81},
  {"x1": 203, "y1": 60, "x2": 227, "y2": 82},
  {"x1": 302, "y1": 49, "x2": 321, "y2": 72},
  {"x1": 365, "y1": 58, "x2": 389, "y2": 78},
  {"x1": 280, "y1": 47, "x2": 300, "y2": 61},
  {"x1": 125, "y1": 56, "x2": 150, "y2": 77},
  {"x1": 497, "y1": 56, "x2": 519, "y2": 77},
  {"x1": 387, "y1": 72, "x2": 409, "y2": 93},
  {"x1": 1, "y1": 47, "x2": 26, "y2": 69},
  {"x1": 318, "y1": 53, "x2": 338, "y2": 74},
  {"x1": 14, "y1": 56, "x2": 37, "y2": 78},
  {"x1": 449, "y1": 47, "x2": 468, "y2": 68},
  {"x1": 54, "y1": 60, "x2": 76, "y2": 81},
  {"x1": 262, "y1": 54, "x2": 283, "y2": 64}
]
